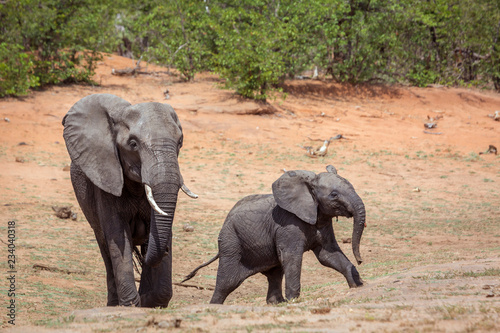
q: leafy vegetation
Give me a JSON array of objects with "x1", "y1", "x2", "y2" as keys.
[{"x1": 1, "y1": 0, "x2": 499, "y2": 98}]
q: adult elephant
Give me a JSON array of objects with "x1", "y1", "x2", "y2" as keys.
[
  {"x1": 183, "y1": 165, "x2": 365, "y2": 304},
  {"x1": 63, "y1": 93, "x2": 197, "y2": 307}
]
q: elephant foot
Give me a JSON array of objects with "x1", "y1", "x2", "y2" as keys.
[
  {"x1": 349, "y1": 266, "x2": 364, "y2": 288},
  {"x1": 106, "y1": 294, "x2": 119, "y2": 306},
  {"x1": 266, "y1": 295, "x2": 286, "y2": 304},
  {"x1": 140, "y1": 292, "x2": 171, "y2": 308},
  {"x1": 118, "y1": 294, "x2": 141, "y2": 307}
]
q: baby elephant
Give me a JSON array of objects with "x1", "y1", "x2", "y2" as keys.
[{"x1": 183, "y1": 165, "x2": 366, "y2": 304}]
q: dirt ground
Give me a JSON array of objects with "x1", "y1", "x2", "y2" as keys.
[{"x1": 1, "y1": 54, "x2": 499, "y2": 332}]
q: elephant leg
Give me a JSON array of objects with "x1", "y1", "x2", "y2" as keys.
[
  {"x1": 210, "y1": 257, "x2": 252, "y2": 304},
  {"x1": 279, "y1": 250, "x2": 304, "y2": 301},
  {"x1": 107, "y1": 231, "x2": 140, "y2": 306},
  {"x1": 139, "y1": 240, "x2": 173, "y2": 307},
  {"x1": 71, "y1": 166, "x2": 122, "y2": 305},
  {"x1": 94, "y1": 237, "x2": 119, "y2": 306},
  {"x1": 262, "y1": 266, "x2": 285, "y2": 304},
  {"x1": 313, "y1": 246, "x2": 363, "y2": 288},
  {"x1": 98, "y1": 206, "x2": 140, "y2": 306}
]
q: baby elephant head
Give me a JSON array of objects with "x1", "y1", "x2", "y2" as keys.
[{"x1": 272, "y1": 165, "x2": 366, "y2": 265}]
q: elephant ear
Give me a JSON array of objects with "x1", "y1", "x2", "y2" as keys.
[
  {"x1": 63, "y1": 94, "x2": 131, "y2": 197},
  {"x1": 272, "y1": 170, "x2": 318, "y2": 224}
]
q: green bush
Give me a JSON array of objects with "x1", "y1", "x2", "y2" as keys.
[
  {"x1": 406, "y1": 63, "x2": 439, "y2": 87},
  {"x1": 0, "y1": 0, "x2": 112, "y2": 97},
  {"x1": 0, "y1": 43, "x2": 39, "y2": 97},
  {"x1": 1, "y1": 0, "x2": 499, "y2": 98},
  {"x1": 33, "y1": 48, "x2": 101, "y2": 86}
]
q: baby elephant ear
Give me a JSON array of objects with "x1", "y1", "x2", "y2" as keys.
[
  {"x1": 326, "y1": 165, "x2": 337, "y2": 174},
  {"x1": 272, "y1": 170, "x2": 317, "y2": 224}
]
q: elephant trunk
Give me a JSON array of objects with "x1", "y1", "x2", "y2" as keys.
[
  {"x1": 351, "y1": 198, "x2": 366, "y2": 265},
  {"x1": 142, "y1": 145, "x2": 181, "y2": 267},
  {"x1": 144, "y1": 182, "x2": 179, "y2": 267}
]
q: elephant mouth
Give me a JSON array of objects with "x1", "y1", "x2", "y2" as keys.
[{"x1": 335, "y1": 206, "x2": 353, "y2": 218}]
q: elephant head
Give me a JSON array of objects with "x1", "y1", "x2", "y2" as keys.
[
  {"x1": 62, "y1": 94, "x2": 196, "y2": 267},
  {"x1": 272, "y1": 165, "x2": 366, "y2": 265}
]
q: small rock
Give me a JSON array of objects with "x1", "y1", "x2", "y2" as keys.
[
  {"x1": 424, "y1": 123, "x2": 437, "y2": 129},
  {"x1": 71, "y1": 212, "x2": 78, "y2": 221},
  {"x1": 63, "y1": 165, "x2": 71, "y2": 171},
  {"x1": 18, "y1": 142, "x2": 27, "y2": 146},
  {"x1": 486, "y1": 291, "x2": 495, "y2": 298},
  {"x1": 15, "y1": 156, "x2": 25, "y2": 163},
  {"x1": 341, "y1": 238, "x2": 352, "y2": 244},
  {"x1": 413, "y1": 187, "x2": 421, "y2": 192},
  {"x1": 4, "y1": 117, "x2": 10, "y2": 123},
  {"x1": 183, "y1": 224, "x2": 194, "y2": 232}
]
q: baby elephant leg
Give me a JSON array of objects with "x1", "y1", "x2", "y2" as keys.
[
  {"x1": 313, "y1": 246, "x2": 363, "y2": 288},
  {"x1": 279, "y1": 250, "x2": 304, "y2": 301},
  {"x1": 262, "y1": 266, "x2": 285, "y2": 304},
  {"x1": 210, "y1": 257, "x2": 252, "y2": 304}
]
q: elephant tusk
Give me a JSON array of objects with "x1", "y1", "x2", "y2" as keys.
[
  {"x1": 181, "y1": 184, "x2": 199, "y2": 199},
  {"x1": 144, "y1": 185, "x2": 169, "y2": 216}
]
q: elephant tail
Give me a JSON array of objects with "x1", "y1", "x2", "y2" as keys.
[{"x1": 181, "y1": 253, "x2": 219, "y2": 283}]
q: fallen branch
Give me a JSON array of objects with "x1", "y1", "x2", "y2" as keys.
[
  {"x1": 423, "y1": 131, "x2": 443, "y2": 135},
  {"x1": 131, "y1": 279, "x2": 215, "y2": 291},
  {"x1": 112, "y1": 56, "x2": 143, "y2": 76},
  {"x1": 173, "y1": 282, "x2": 215, "y2": 291},
  {"x1": 306, "y1": 134, "x2": 343, "y2": 142},
  {"x1": 112, "y1": 67, "x2": 140, "y2": 76},
  {"x1": 33, "y1": 264, "x2": 87, "y2": 275}
]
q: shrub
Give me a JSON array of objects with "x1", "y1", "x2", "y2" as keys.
[{"x1": 0, "y1": 43, "x2": 39, "y2": 97}]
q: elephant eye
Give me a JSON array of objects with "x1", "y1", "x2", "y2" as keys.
[
  {"x1": 128, "y1": 139, "x2": 139, "y2": 150},
  {"x1": 329, "y1": 191, "x2": 339, "y2": 198}
]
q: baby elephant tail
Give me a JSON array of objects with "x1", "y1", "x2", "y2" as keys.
[{"x1": 181, "y1": 253, "x2": 219, "y2": 283}]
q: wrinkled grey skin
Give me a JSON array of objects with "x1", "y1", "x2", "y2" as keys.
[
  {"x1": 183, "y1": 165, "x2": 366, "y2": 304},
  {"x1": 63, "y1": 94, "x2": 196, "y2": 307}
]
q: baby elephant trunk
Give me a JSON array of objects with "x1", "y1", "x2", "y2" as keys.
[{"x1": 351, "y1": 198, "x2": 366, "y2": 265}]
